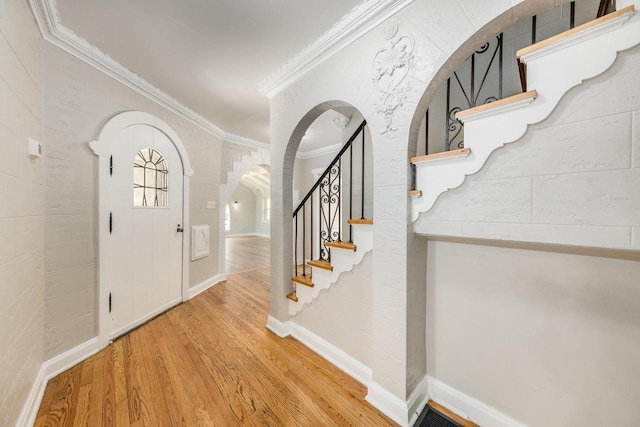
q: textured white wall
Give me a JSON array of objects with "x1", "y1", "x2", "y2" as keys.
[
  {"x1": 294, "y1": 251, "x2": 373, "y2": 366},
  {"x1": 415, "y1": 43, "x2": 640, "y2": 250},
  {"x1": 42, "y1": 42, "x2": 246, "y2": 358},
  {"x1": 427, "y1": 239, "x2": 640, "y2": 426},
  {"x1": 0, "y1": 0, "x2": 45, "y2": 424},
  {"x1": 227, "y1": 183, "x2": 257, "y2": 235}
]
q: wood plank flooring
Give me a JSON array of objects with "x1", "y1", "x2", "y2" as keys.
[
  {"x1": 36, "y1": 237, "x2": 394, "y2": 426},
  {"x1": 225, "y1": 236, "x2": 270, "y2": 273}
]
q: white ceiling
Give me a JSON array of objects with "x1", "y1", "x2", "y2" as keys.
[
  {"x1": 239, "y1": 167, "x2": 270, "y2": 194},
  {"x1": 55, "y1": 0, "x2": 362, "y2": 144}
]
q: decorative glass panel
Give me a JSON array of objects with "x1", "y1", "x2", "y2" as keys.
[{"x1": 133, "y1": 148, "x2": 168, "y2": 207}]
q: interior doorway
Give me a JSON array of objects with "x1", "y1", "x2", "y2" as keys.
[{"x1": 91, "y1": 111, "x2": 193, "y2": 348}]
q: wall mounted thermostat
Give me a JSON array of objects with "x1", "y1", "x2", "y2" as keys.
[{"x1": 27, "y1": 138, "x2": 42, "y2": 158}]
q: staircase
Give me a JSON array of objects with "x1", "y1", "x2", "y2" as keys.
[
  {"x1": 287, "y1": 121, "x2": 373, "y2": 315},
  {"x1": 411, "y1": 4, "x2": 638, "y2": 221}
]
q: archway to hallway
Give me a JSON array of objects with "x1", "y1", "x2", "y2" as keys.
[{"x1": 224, "y1": 166, "x2": 271, "y2": 275}]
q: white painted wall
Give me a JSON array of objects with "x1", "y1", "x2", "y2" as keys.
[
  {"x1": 0, "y1": 0, "x2": 45, "y2": 424},
  {"x1": 254, "y1": 189, "x2": 270, "y2": 237},
  {"x1": 415, "y1": 42, "x2": 640, "y2": 250},
  {"x1": 227, "y1": 183, "x2": 257, "y2": 235},
  {"x1": 42, "y1": 41, "x2": 250, "y2": 358},
  {"x1": 427, "y1": 239, "x2": 640, "y2": 426},
  {"x1": 293, "y1": 251, "x2": 373, "y2": 366}
]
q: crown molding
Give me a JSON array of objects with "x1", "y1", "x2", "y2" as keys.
[
  {"x1": 27, "y1": 0, "x2": 269, "y2": 151},
  {"x1": 258, "y1": 0, "x2": 415, "y2": 98},
  {"x1": 297, "y1": 142, "x2": 342, "y2": 160}
]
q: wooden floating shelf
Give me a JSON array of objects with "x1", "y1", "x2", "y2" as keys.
[
  {"x1": 347, "y1": 218, "x2": 373, "y2": 225},
  {"x1": 326, "y1": 241, "x2": 357, "y2": 251},
  {"x1": 411, "y1": 147, "x2": 471, "y2": 165},
  {"x1": 291, "y1": 275, "x2": 314, "y2": 287},
  {"x1": 286, "y1": 292, "x2": 298, "y2": 302},
  {"x1": 307, "y1": 259, "x2": 333, "y2": 271}
]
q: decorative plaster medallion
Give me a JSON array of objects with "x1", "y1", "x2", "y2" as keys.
[
  {"x1": 333, "y1": 114, "x2": 352, "y2": 129},
  {"x1": 372, "y1": 21, "x2": 415, "y2": 134}
]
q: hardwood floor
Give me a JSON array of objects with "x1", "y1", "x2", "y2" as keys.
[
  {"x1": 36, "y1": 237, "x2": 393, "y2": 426},
  {"x1": 225, "y1": 236, "x2": 270, "y2": 273}
]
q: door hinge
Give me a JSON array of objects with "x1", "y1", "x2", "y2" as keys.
[
  {"x1": 109, "y1": 155, "x2": 113, "y2": 176},
  {"x1": 109, "y1": 212, "x2": 113, "y2": 234},
  {"x1": 109, "y1": 292, "x2": 112, "y2": 313}
]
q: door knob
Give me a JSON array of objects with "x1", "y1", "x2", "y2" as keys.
[{"x1": 177, "y1": 224, "x2": 184, "y2": 233}]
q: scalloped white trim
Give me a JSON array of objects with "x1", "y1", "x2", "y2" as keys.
[
  {"x1": 258, "y1": 0, "x2": 416, "y2": 98},
  {"x1": 27, "y1": 0, "x2": 269, "y2": 150}
]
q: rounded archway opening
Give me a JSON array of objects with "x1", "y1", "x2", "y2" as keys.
[
  {"x1": 279, "y1": 101, "x2": 373, "y2": 297},
  {"x1": 224, "y1": 165, "x2": 271, "y2": 274},
  {"x1": 407, "y1": 0, "x2": 592, "y2": 156}
]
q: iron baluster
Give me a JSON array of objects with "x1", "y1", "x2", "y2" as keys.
[
  {"x1": 311, "y1": 195, "x2": 314, "y2": 261},
  {"x1": 349, "y1": 139, "x2": 353, "y2": 242},
  {"x1": 302, "y1": 205, "x2": 306, "y2": 276},
  {"x1": 361, "y1": 128, "x2": 365, "y2": 220},
  {"x1": 338, "y1": 157, "x2": 341, "y2": 241},
  {"x1": 532, "y1": 15, "x2": 537, "y2": 44},
  {"x1": 570, "y1": 1, "x2": 576, "y2": 28},
  {"x1": 425, "y1": 109, "x2": 429, "y2": 155},
  {"x1": 294, "y1": 213, "x2": 298, "y2": 277}
]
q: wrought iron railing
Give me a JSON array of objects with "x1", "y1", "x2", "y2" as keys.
[
  {"x1": 424, "y1": 0, "x2": 617, "y2": 155},
  {"x1": 292, "y1": 120, "x2": 368, "y2": 281}
]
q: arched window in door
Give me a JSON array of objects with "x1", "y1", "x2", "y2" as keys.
[{"x1": 134, "y1": 147, "x2": 168, "y2": 207}]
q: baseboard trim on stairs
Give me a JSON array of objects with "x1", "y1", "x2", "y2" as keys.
[
  {"x1": 289, "y1": 321, "x2": 372, "y2": 386},
  {"x1": 17, "y1": 337, "x2": 101, "y2": 427},
  {"x1": 427, "y1": 376, "x2": 527, "y2": 427},
  {"x1": 188, "y1": 273, "x2": 227, "y2": 299}
]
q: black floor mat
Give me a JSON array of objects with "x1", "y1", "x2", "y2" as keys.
[{"x1": 416, "y1": 406, "x2": 462, "y2": 427}]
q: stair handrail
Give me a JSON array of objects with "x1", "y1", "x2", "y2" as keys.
[{"x1": 293, "y1": 120, "x2": 367, "y2": 217}]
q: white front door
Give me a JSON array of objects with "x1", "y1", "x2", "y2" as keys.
[{"x1": 108, "y1": 124, "x2": 183, "y2": 339}]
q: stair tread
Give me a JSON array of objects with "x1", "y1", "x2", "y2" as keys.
[
  {"x1": 411, "y1": 147, "x2": 470, "y2": 164},
  {"x1": 347, "y1": 218, "x2": 373, "y2": 225},
  {"x1": 326, "y1": 241, "x2": 357, "y2": 251},
  {"x1": 409, "y1": 190, "x2": 422, "y2": 197},
  {"x1": 517, "y1": 5, "x2": 635, "y2": 59},
  {"x1": 307, "y1": 259, "x2": 334, "y2": 271},
  {"x1": 291, "y1": 275, "x2": 314, "y2": 287},
  {"x1": 286, "y1": 292, "x2": 298, "y2": 302},
  {"x1": 454, "y1": 90, "x2": 537, "y2": 121}
]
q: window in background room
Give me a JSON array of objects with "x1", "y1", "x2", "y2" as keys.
[{"x1": 225, "y1": 204, "x2": 231, "y2": 231}]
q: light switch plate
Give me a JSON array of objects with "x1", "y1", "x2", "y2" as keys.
[
  {"x1": 206, "y1": 201, "x2": 216, "y2": 209},
  {"x1": 27, "y1": 138, "x2": 42, "y2": 158}
]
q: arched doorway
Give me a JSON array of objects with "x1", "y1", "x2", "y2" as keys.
[{"x1": 90, "y1": 111, "x2": 193, "y2": 349}]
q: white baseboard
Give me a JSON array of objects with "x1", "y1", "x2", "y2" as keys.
[
  {"x1": 43, "y1": 337, "x2": 100, "y2": 380},
  {"x1": 408, "y1": 375, "x2": 430, "y2": 426},
  {"x1": 289, "y1": 321, "x2": 372, "y2": 386},
  {"x1": 266, "y1": 315, "x2": 291, "y2": 338},
  {"x1": 427, "y1": 376, "x2": 527, "y2": 427},
  {"x1": 364, "y1": 375, "x2": 429, "y2": 427},
  {"x1": 366, "y1": 381, "x2": 414, "y2": 426},
  {"x1": 188, "y1": 273, "x2": 227, "y2": 299},
  {"x1": 16, "y1": 364, "x2": 46, "y2": 427},
  {"x1": 225, "y1": 232, "x2": 270, "y2": 238},
  {"x1": 17, "y1": 337, "x2": 100, "y2": 427}
]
